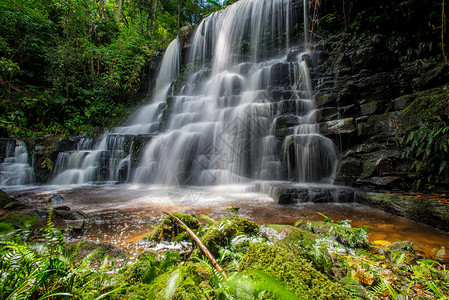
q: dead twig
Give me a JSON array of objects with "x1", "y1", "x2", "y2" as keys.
[{"x1": 162, "y1": 211, "x2": 227, "y2": 279}]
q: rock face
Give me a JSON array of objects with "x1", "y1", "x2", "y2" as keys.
[
  {"x1": 261, "y1": 182, "x2": 355, "y2": 204},
  {"x1": 356, "y1": 192, "x2": 449, "y2": 232},
  {"x1": 305, "y1": 33, "x2": 449, "y2": 192}
]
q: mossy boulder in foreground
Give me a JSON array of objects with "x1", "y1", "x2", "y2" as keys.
[
  {"x1": 147, "y1": 213, "x2": 200, "y2": 241},
  {"x1": 0, "y1": 213, "x2": 36, "y2": 228},
  {"x1": 201, "y1": 216, "x2": 260, "y2": 257},
  {"x1": 262, "y1": 224, "x2": 317, "y2": 245},
  {"x1": 0, "y1": 189, "x2": 12, "y2": 208},
  {"x1": 240, "y1": 243, "x2": 348, "y2": 299}
]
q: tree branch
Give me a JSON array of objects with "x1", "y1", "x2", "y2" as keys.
[{"x1": 162, "y1": 211, "x2": 227, "y2": 279}]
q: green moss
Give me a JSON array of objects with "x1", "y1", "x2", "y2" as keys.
[
  {"x1": 0, "y1": 189, "x2": 12, "y2": 208},
  {"x1": 300, "y1": 221, "x2": 369, "y2": 248},
  {"x1": 0, "y1": 222, "x2": 15, "y2": 234},
  {"x1": 240, "y1": 243, "x2": 348, "y2": 299},
  {"x1": 200, "y1": 216, "x2": 260, "y2": 257},
  {"x1": 147, "y1": 213, "x2": 200, "y2": 242},
  {"x1": 66, "y1": 240, "x2": 126, "y2": 261},
  {"x1": 0, "y1": 213, "x2": 36, "y2": 229},
  {"x1": 400, "y1": 88, "x2": 449, "y2": 132},
  {"x1": 4, "y1": 201, "x2": 25, "y2": 210},
  {"x1": 264, "y1": 224, "x2": 317, "y2": 245},
  {"x1": 129, "y1": 265, "x2": 205, "y2": 300},
  {"x1": 399, "y1": 87, "x2": 449, "y2": 189}
]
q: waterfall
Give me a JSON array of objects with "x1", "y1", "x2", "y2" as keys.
[
  {"x1": 51, "y1": 0, "x2": 338, "y2": 187},
  {"x1": 51, "y1": 38, "x2": 180, "y2": 185},
  {"x1": 0, "y1": 140, "x2": 34, "y2": 187}
]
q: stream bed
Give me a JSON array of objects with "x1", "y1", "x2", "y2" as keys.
[{"x1": 8, "y1": 184, "x2": 449, "y2": 263}]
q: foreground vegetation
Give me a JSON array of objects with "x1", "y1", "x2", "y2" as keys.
[{"x1": 1, "y1": 209, "x2": 448, "y2": 299}]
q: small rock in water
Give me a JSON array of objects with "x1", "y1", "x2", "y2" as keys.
[
  {"x1": 32, "y1": 209, "x2": 48, "y2": 218},
  {"x1": 49, "y1": 195, "x2": 64, "y2": 203}
]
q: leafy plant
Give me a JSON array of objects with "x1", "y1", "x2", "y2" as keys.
[{"x1": 401, "y1": 121, "x2": 449, "y2": 189}]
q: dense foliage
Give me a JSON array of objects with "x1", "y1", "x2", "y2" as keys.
[
  {"x1": 316, "y1": 0, "x2": 446, "y2": 62},
  {"x1": 0, "y1": 0, "x2": 220, "y2": 138},
  {"x1": 1, "y1": 211, "x2": 448, "y2": 299},
  {"x1": 400, "y1": 87, "x2": 449, "y2": 190}
]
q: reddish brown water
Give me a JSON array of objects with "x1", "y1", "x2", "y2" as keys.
[{"x1": 10, "y1": 184, "x2": 449, "y2": 262}]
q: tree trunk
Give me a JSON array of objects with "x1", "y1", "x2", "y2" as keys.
[{"x1": 117, "y1": 0, "x2": 123, "y2": 22}]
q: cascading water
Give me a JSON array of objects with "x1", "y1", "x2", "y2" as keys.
[
  {"x1": 0, "y1": 140, "x2": 34, "y2": 187},
  {"x1": 51, "y1": 0, "x2": 338, "y2": 192},
  {"x1": 51, "y1": 38, "x2": 180, "y2": 185},
  {"x1": 132, "y1": 0, "x2": 336, "y2": 186}
]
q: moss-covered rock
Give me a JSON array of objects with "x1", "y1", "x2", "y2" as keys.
[
  {"x1": 0, "y1": 213, "x2": 36, "y2": 228},
  {"x1": 240, "y1": 243, "x2": 348, "y2": 299},
  {"x1": 66, "y1": 240, "x2": 126, "y2": 261},
  {"x1": 415, "y1": 63, "x2": 449, "y2": 91},
  {"x1": 147, "y1": 213, "x2": 200, "y2": 242},
  {"x1": 129, "y1": 264, "x2": 205, "y2": 300},
  {"x1": 0, "y1": 189, "x2": 12, "y2": 208},
  {"x1": 261, "y1": 224, "x2": 316, "y2": 245},
  {"x1": 200, "y1": 216, "x2": 259, "y2": 257},
  {"x1": 3, "y1": 201, "x2": 26, "y2": 210},
  {"x1": 356, "y1": 192, "x2": 449, "y2": 232},
  {"x1": 300, "y1": 221, "x2": 369, "y2": 248},
  {"x1": 400, "y1": 87, "x2": 449, "y2": 132},
  {"x1": 0, "y1": 222, "x2": 15, "y2": 234}
]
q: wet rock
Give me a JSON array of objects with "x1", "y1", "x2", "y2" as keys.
[
  {"x1": 65, "y1": 220, "x2": 86, "y2": 234},
  {"x1": 358, "y1": 176, "x2": 402, "y2": 188},
  {"x1": 53, "y1": 207, "x2": 89, "y2": 221},
  {"x1": 415, "y1": 63, "x2": 449, "y2": 91},
  {"x1": 57, "y1": 139, "x2": 77, "y2": 152},
  {"x1": 32, "y1": 209, "x2": 48, "y2": 218},
  {"x1": 358, "y1": 149, "x2": 398, "y2": 179},
  {"x1": 267, "y1": 183, "x2": 355, "y2": 204},
  {"x1": 178, "y1": 25, "x2": 196, "y2": 49},
  {"x1": 333, "y1": 157, "x2": 363, "y2": 186},
  {"x1": 314, "y1": 107, "x2": 338, "y2": 122},
  {"x1": 357, "y1": 112, "x2": 400, "y2": 137},
  {"x1": 274, "y1": 115, "x2": 300, "y2": 138},
  {"x1": 378, "y1": 241, "x2": 415, "y2": 255},
  {"x1": 350, "y1": 35, "x2": 395, "y2": 73},
  {"x1": 360, "y1": 100, "x2": 387, "y2": 116},
  {"x1": 49, "y1": 195, "x2": 64, "y2": 203},
  {"x1": 340, "y1": 104, "x2": 360, "y2": 118},
  {"x1": 392, "y1": 94, "x2": 416, "y2": 110},
  {"x1": 355, "y1": 192, "x2": 449, "y2": 232},
  {"x1": 319, "y1": 118, "x2": 355, "y2": 136},
  {"x1": 270, "y1": 63, "x2": 290, "y2": 86},
  {"x1": 315, "y1": 91, "x2": 338, "y2": 107}
]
